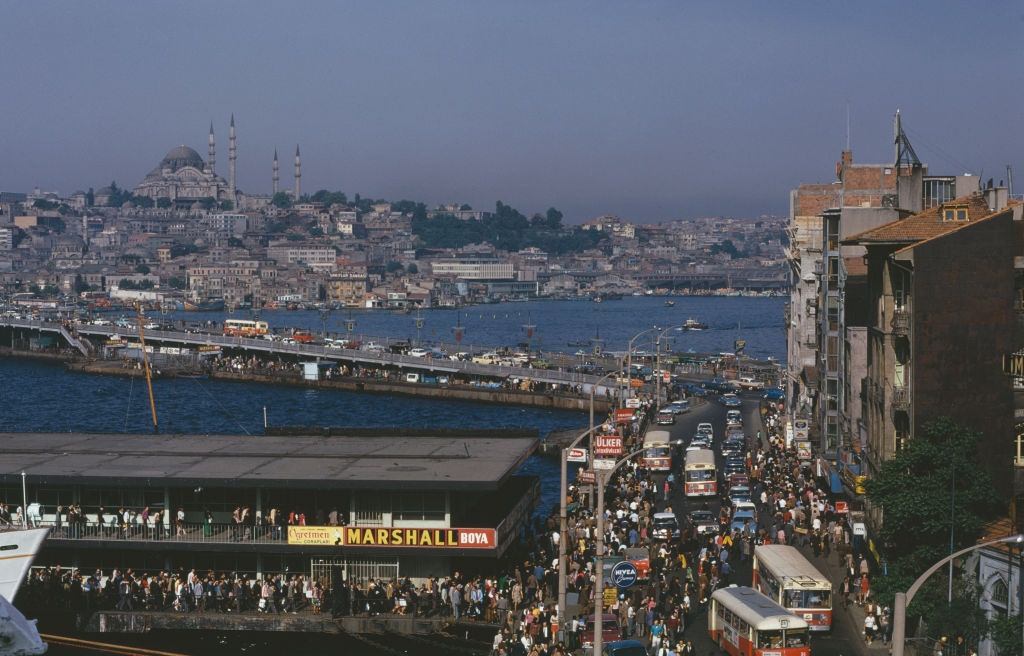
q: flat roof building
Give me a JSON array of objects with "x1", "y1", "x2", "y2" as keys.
[{"x1": 0, "y1": 432, "x2": 540, "y2": 581}]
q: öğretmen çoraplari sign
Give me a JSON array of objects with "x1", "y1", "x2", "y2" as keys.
[{"x1": 287, "y1": 526, "x2": 497, "y2": 549}]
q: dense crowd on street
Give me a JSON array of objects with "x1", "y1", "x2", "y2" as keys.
[{"x1": 8, "y1": 385, "x2": 892, "y2": 656}]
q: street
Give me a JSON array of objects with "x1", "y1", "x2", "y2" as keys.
[{"x1": 646, "y1": 392, "x2": 872, "y2": 656}]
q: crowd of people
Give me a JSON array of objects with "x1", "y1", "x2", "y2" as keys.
[{"x1": 8, "y1": 384, "x2": 890, "y2": 656}]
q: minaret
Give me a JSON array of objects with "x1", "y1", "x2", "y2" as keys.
[
  {"x1": 272, "y1": 148, "x2": 280, "y2": 194},
  {"x1": 294, "y1": 145, "x2": 301, "y2": 198},
  {"x1": 228, "y1": 114, "x2": 237, "y2": 205},
  {"x1": 207, "y1": 122, "x2": 215, "y2": 174}
]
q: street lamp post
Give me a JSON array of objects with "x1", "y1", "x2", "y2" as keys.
[
  {"x1": 625, "y1": 326, "x2": 675, "y2": 409},
  {"x1": 891, "y1": 533, "x2": 1024, "y2": 656},
  {"x1": 591, "y1": 442, "x2": 679, "y2": 656},
  {"x1": 557, "y1": 425, "x2": 602, "y2": 641}
]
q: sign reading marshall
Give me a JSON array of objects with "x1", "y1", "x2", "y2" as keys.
[
  {"x1": 288, "y1": 526, "x2": 497, "y2": 549},
  {"x1": 593, "y1": 433, "x2": 624, "y2": 457}
]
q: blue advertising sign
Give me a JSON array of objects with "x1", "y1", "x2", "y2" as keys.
[{"x1": 611, "y1": 561, "x2": 638, "y2": 589}]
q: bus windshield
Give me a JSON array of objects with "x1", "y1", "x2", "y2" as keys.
[
  {"x1": 757, "y1": 628, "x2": 809, "y2": 648},
  {"x1": 686, "y1": 469, "x2": 714, "y2": 482},
  {"x1": 784, "y1": 589, "x2": 831, "y2": 609},
  {"x1": 645, "y1": 446, "x2": 670, "y2": 459}
]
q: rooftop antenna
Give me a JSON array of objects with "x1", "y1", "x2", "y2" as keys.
[{"x1": 845, "y1": 102, "x2": 851, "y2": 151}]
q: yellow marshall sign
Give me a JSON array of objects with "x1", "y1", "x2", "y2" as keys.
[{"x1": 287, "y1": 526, "x2": 496, "y2": 549}]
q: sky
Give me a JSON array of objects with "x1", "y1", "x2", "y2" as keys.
[{"x1": 2, "y1": 1, "x2": 1023, "y2": 222}]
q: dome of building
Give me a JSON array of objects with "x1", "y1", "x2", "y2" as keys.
[{"x1": 160, "y1": 145, "x2": 205, "y2": 172}]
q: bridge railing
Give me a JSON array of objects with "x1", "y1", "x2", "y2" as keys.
[{"x1": 2, "y1": 318, "x2": 606, "y2": 387}]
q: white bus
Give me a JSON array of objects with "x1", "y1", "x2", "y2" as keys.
[
  {"x1": 684, "y1": 448, "x2": 716, "y2": 497},
  {"x1": 642, "y1": 429, "x2": 672, "y2": 472},
  {"x1": 752, "y1": 545, "x2": 832, "y2": 631},
  {"x1": 709, "y1": 586, "x2": 810, "y2": 656}
]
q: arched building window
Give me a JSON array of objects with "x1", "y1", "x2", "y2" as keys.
[{"x1": 988, "y1": 576, "x2": 1009, "y2": 618}]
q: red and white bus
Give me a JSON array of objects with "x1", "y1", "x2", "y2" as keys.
[
  {"x1": 684, "y1": 448, "x2": 716, "y2": 497},
  {"x1": 709, "y1": 586, "x2": 810, "y2": 656},
  {"x1": 642, "y1": 429, "x2": 672, "y2": 472},
  {"x1": 224, "y1": 319, "x2": 270, "y2": 337},
  {"x1": 752, "y1": 545, "x2": 832, "y2": 631}
]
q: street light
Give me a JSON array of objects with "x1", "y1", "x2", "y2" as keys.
[
  {"x1": 557, "y1": 424, "x2": 602, "y2": 640},
  {"x1": 624, "y1": 325, "x2": 676, "y2": 409},
  {"x1": 892, "y1": 533, "x2": 1024, "y2": 656},
  {"x1": 591, "y1": 440, "x2": 682, "y2": 656}
]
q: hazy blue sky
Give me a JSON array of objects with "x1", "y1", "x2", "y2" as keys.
[{"x1": 3, "y1": 1, "x2": 1023, "y2": 222}]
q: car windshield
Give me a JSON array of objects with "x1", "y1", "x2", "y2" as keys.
[
  {"x1": 691, "y1": 511, "x2": 714, "y2": 522},
  {"x1": 654, "y1": 517, "x2": 677, "y2": 528}
]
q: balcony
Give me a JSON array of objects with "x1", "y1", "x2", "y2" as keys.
[
  {"x1": 891, "y1": 385, "x2": 910, "y2": 413},
  {"x1": 890, "y1": 307, "x2": 910, "y2": 336}
]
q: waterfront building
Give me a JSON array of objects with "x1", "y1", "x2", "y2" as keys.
[
  {"x1": 267, "y1": 242, "x2": 337, "y2": 270},
  {"x1": 0, "y1": 432, "x2": 539, "y2": 582},
  {"x1": 430, "y1": 256, "x2": 514, "y2": 280},
  {"x1": 845, "y1": 190, "x2": 1017, "y2": 497}
]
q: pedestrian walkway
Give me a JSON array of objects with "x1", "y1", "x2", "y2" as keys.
[{"x1": 749, "y1": 407, "x2": 889, "y2": 656}]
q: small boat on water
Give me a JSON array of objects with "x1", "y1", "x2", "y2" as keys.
[
  {"x1": 682, "y1": 318, "x2": 708, "y2": 330},
  {"x1": 0, "y1": 527, "x2": 49, "y2": 654},
  {"x1": 664, "y1": 300, "x2": 675, "y2": 307}
]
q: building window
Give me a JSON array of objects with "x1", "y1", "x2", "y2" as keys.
[
  {"x1": 924, "y1": 177, "x2": 956, "y2": 209},
  {"x1": 990, "y1": 577, "x2": 1009, "y2": 618},
  {"x1": 392, "y1": 492, "x2": 445, "y2": 522},
  {"x1": 942, "y1": 204, "x2": 968, "y2": 222}
]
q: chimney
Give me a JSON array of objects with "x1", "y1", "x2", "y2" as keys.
[{"x1": 985, "y1": 183, "x2": 1009, "y2": 212}]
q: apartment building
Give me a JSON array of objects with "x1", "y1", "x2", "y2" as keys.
[
  {"x1": 267, "y1": 242, "x2": 337, "y2": 270},
  {"x1": 847, "y1": 190, "x2": 1017, "y2": 497}
]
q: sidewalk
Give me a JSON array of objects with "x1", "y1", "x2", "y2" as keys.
[{"x1": 749, "y1": 402, "x2": 889, "y2": 656}]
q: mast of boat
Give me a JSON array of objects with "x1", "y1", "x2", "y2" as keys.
[{"x1": 135, "y1": 303, "x2": 159, "y2": 433}]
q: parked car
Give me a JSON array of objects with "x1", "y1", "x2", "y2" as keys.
[{"x1": 668, "y1": 400, "x2": 691, "y2": 414}]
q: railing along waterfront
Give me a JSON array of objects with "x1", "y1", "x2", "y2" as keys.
[{"x1": 9, "y1": 520, "x2": 286, "y2": 545}]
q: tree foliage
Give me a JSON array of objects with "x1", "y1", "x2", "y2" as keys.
[
  {"x1": 865, "y1": 418, "x2": 1002, "y2": 613},
  {"x1": 411, "y1": 201, "x2": 605, "y2": 254},
  {"x1": 271, "y1": 192, "x2": 293, "y2": 209},
  {"x1": 988, "y1": 613, "x2": 1023, "y2": 656}
]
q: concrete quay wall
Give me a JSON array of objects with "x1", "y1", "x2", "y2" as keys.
[{"x1": 84, "y1": 610, "x2": 446, "y2": 635}]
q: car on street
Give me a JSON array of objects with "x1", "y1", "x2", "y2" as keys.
[
  {"x1": 656, "y1": 409, "x2": 676, "y2": 425},
  {"x1": 668, "y1": 400, "x2": 690, "y2": 414},
  {"x1": 682, "y1": 383, "x2": 707, "y2": 397},
  {"x1": 720, "y1": 393, "x2": 742, "y2": 408},
  {"x1": 733, "y1": 501, "x2": 757, "y2": 518},
  {"x1": 704, "y1": 378, "x2": 732, "y2": 393},
  {"x1": 652, "y1": 512, "x2": 681, "y2": 541},
  {"x1": 687, "y1": 509, "x2": 718, "y2": 535},
  {"x1": 696, "y1": 423, "x2": 714, "y2": 439},
  {"x1": 407, "y1": 347, "x2": 430, "y2": 358},
  {"x1": 737, "y1": 376, "x2": 765, "y2": 391},
  {"x1": 730, "y1": 509, "x2": 757, "y2": 534},
  {"x1": 720, "y1": 438, "x2": 745, "y2": 457},
  {"x1": 728, "y1": 485, "x2": 752, "y2": 506},
  {"x1": 723, "y1": 460, "x2": 746, "y2": 476}
]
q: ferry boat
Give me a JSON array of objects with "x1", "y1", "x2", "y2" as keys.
[
  {"x1": 0, "y1": 527, "x2": 49, "y2": 655},
  {"x1": 682, "y1": 318, "x2": 708, "y2": 331}
]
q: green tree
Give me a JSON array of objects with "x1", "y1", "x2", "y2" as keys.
[
  {"x1": 386, "y1": 260, "x2": 404, "y2": 274},
  {"x1": 865, "y1": 418, "x2": 1002, "y2": 616},
  {"x1": 988, "y1": 613, "x2": 1023, "y2": 656},
  {"x1": 156, "y1": 198, "x2": 172, "y2": 209},
  {"x1": 407, "y1": 263, "x2": 419, "y2": 274},
  {"x1": 135, "y1": 263, "x2": 151, "y2": 274},
  {"x1": 86, "y1": 187, "x2": 95, "y2": 207},
  {"x1": 33, "y1": 198, "x2": 58, "y2": 211},
  {"x1": 167, "y1": 276, "x2": 187, "y2": 290},
  {"x1": 219, "y1": 199, "x2": 234, "y2": 211},
  {"x1": 199, "y1": 197, "x2": 216, "y2": 210},
  {"x1": 272, "y1": 192, "x2": 293, "y2": 209}
]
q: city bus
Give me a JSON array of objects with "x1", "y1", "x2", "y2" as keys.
[
  {"x1": 752, "y1": 545, "x2": 832, "y2": 631},
  {"x1": 642, "y1": 429, "x2": 672, "y2": 472},
  {"x1": 709, "y1": 586, "x2": 810, "y2": 656},
  {"x1": 684, "y1": 448, "x2": 716, "y2": 497},
  {"x1": 223, "y1": 319, "x2": 270, "y2": 337}
]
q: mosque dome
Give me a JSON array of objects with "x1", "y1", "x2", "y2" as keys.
[{"x1": 160, "y1": 145, "x2": 205, "y2": 171}]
